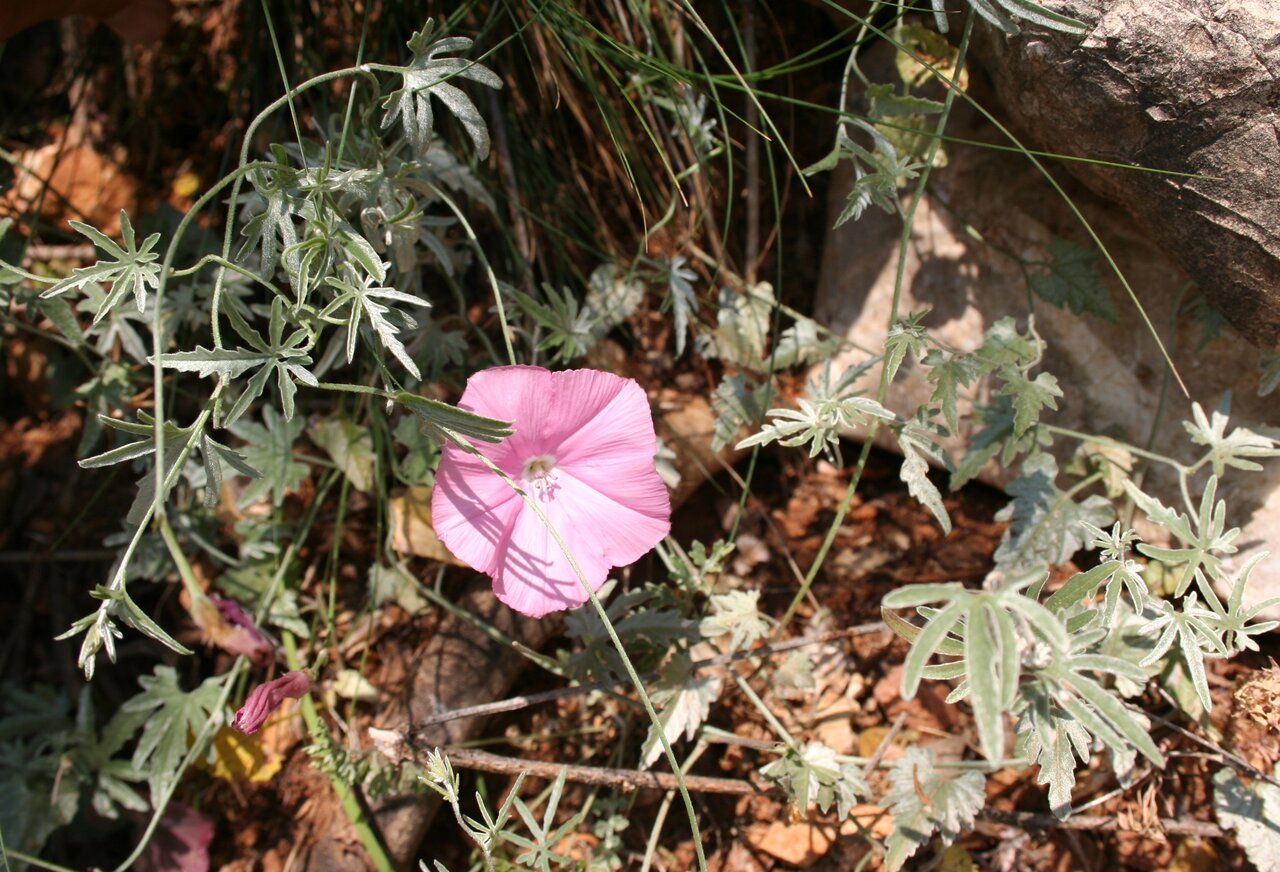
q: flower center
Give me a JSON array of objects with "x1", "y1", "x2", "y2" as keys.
[{"x1": 521, "y1": 453, "x2": 560, "y2": 500}]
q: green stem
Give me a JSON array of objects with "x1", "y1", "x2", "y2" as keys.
[
  {"x1": 282, "y1": 633, "x2": 396, "y2": 872},
  {"x1": 426, "y1": 182, "x2": 517, "y2": 365},
  {"x1": 780, "y1": 14, "x2": 974, "y2": 630}
]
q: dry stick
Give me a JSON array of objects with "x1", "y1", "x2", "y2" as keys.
[
  {"x1": 440, "y1": 747, "x2": 768, "y2": 796},
  {"x1": 411, "y1": 624, "x2": 885, "y2": 730},
  {"x1": 979, "y1": 809, "x2": 1223, "y2": 838},
  {"x1": 862, "y1": 711, "x2": 908, "y2": 777},
  {"x1": 439, "y1": 748, "x2": 1227, "y2": 839}
]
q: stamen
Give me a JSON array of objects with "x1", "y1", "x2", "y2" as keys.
[{"x1": 521, "y1": 453, "x2": 560, "y2": 499}]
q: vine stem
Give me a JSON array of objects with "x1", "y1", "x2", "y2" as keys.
[{"x1": 779, "y1": 12, "x2": 974, "y2": 630}]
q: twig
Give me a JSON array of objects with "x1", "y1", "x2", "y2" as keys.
[
  {"x1": 980, "y1": 809, "x2": 1223, "y2": 838},
  {"x1": 437, "y1": 747, "x2": 773, "y2": 796},
  {"x1": 411, "y1": 623, "x2": 884, "y2": 731},
  {"x1": 862, "y1": 711, "x2": 907, "y2": 777}
]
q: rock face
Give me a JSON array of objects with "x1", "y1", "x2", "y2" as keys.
[
  {"x1": 813, "y1": 29, "x2": 1280, "y2": 615},
  {"x1": 970, "y1": 0, "x2": 1280, "y2": 346}
]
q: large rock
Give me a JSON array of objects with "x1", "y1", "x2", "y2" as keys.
[
  {"x1": 813, "y1": 60, "x2": 1280, "y2": 615},
  {"x1": 970, "y1": 0, "x2": 1280, "y2": 346}
]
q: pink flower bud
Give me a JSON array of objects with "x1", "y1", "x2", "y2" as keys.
[{"x1": 232, "y1": 670, "x2": 310, "y2": 735}]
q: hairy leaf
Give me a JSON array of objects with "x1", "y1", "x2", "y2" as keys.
[
  {"x1": 639, "y1": 655, "x2": 721, "y2": 768},
  {"x1": 381, "y1": 23, "x2": 503, "y2": 157},
  {"x1": 700, "y1": 590, "x2": 770, "y2": 652},
  {"x1": 42, "y1": 211, "x2": 162, "y2": 325},
  {"x1": 883, "y1": 747, "x2": 985, "y2": 871}
]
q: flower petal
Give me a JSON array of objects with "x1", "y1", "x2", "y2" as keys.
[
  {"x1": 431, "y1": 447, "x2": 523, "y2": 575},
  {"x1": 232, "y1": 671, "x2": 310, "y2": 735},
  {"x1": 491, "y1": 496, "x2": 611, "y2": 617},
  {"x1": 457, "y1": 364, "x2": 553, "y2": 467},
  {"x1": 551, "y1": 369, "x2": 659, "y2": 466},
  {"x1": 554, "y1": 468, "x2": 671, "y2": 567}
]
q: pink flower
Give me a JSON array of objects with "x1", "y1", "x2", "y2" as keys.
[
  {"x1": 431, "y1": 366, "x2": 671, "y2": 617},
  {"x1": 189, "y1": 593, "x2": 274, "y2": 667},
  {"x1": 232, "y1": 670, "x2": 310, "y2": 735}
]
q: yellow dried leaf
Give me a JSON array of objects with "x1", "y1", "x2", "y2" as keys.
[
  {"x1": 388, "y1": 486, "x2": 465, "y2": 565},
  {"x1": 203, "y1": 726, "x2": 283, "y2": 783}
]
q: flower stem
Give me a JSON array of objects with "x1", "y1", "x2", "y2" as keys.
[{"x1": 282, "y1": 633, "x2": 396, "y2": 872}]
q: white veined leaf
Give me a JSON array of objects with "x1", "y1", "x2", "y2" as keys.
[
  {"x1": 699, "y1": 590, "x2": 770, "y2": 652},
  {"x1": 883, "y1": 747, "x2": 985, "y2": 871},
  {"x1": 639, "y1": 656, "x2": 721, "y2": 768},
  {"x1": 896, "y1": 417, "x2": 952, "y2": 534}
]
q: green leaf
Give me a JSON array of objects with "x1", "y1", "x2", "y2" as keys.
[
  {"x1": 867, "y1": 83, "x2": 945, "y2": 117},
  {"x1": 924, "y1": 348, "x2": 981, "y2": 436},
  {"x1": 994, "y1": 453, "x2": 1113, "y2": 572},
  {"x1": 999, "y1": 371, "x2": 1062, "y2": 439},
  {"x1": 121, "y1": 665, "x2": 222, "y2": 797},
  {"x1": 1029, "y1": 239, "x2": 1117, "y2": 322},
  {"x1": 1013, "y1": 684, "x2": 1090, "y2": 818},
  {"x1": 381, "y1": 23, "x2": 503, "y2": 157},
  {"x1": 230, "y1": 406, "x2": 308, "y2": 507},
  {"x1": 883, "y1": 311, "x2": 930, "y2": 387},
  {"x1": 511, "y1": 283, "x2": 597, "y2": 364},
  {"x1": 396, "y1": 391, "x2": 513, "y2": 444},
  {"x1": 41, "y1": 211, "x2": 162, "y2": 325},
  {"x1": 710, "y1": 374, "x2": 769, "y2": 452},
  {"x1": 1214, "y1": 765, "x2": 1280, "y2": 872},
  {"x1": 883, "y1": 747, "x2": 985, "y2": 871},
  {"x1": 309, "y1": 415, "x2": 375, "y2": 492}
]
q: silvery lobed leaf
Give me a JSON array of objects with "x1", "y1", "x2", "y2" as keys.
[
  {"x1": 41, "y1": 211, "x2": 162, "y2": 326},
  {"x1": 639, "y1": 655, "x2": 721, "y2": 768},
  {"x1": 1184, "y1": 401, "x2": 1280, "y2": 477},
  {"x1": 699, "y1": 590, "x2": 770, "y2": 652},
  {"x1": 381, "y1": 23, "x2": 503, "y2": 157},
  {"x1": 883, "y1": 747, "x2": 985, "y2": 871}
]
